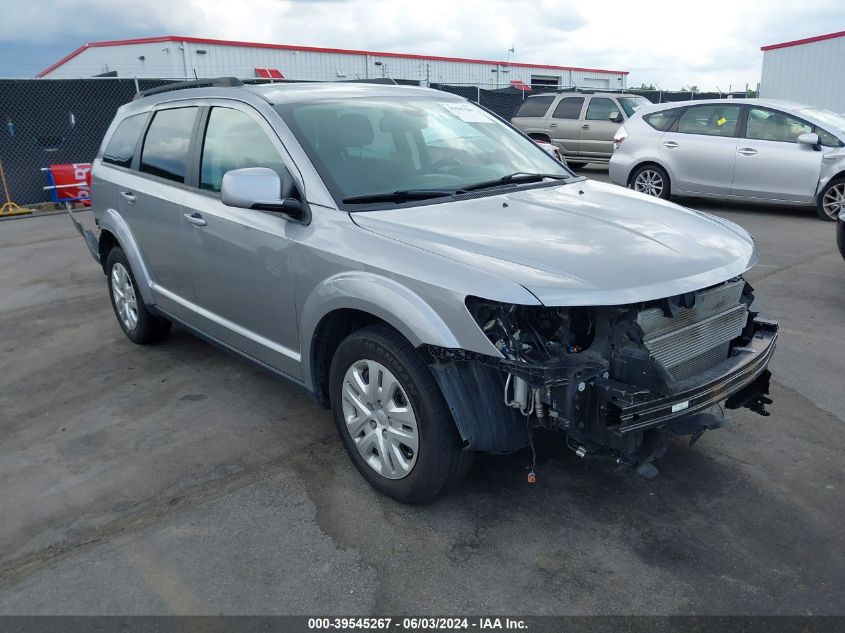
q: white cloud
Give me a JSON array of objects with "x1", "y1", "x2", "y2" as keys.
[{"x1": 2, "y1": 0, "x2": 844, "y2": 88}]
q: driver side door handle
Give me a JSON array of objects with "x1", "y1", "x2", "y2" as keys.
[{"x1": 184, "y1": 212, "x2": 207, "y2": 227}]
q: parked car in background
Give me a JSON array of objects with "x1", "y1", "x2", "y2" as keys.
[
  {"x1": 70, "y1": 80, "x2": 777, "y2": 502},
  {"x1": 512, "y1": 91, "x2": 649, "y2": 168},
  {"x1": 837, "y1": 210, "x2": 845, "y2": 262},
  {"x1": 609, "y1": 99, "x2": 845, "y2": 221}
]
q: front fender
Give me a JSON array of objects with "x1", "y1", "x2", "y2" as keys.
[
  {"x1": 816, "y1": 152, "x2": 845, "y2": 197},
  {"x1": 299, "y1": 271, "x2": 463, "y2": 391},
  {"x1": 98, "y1": 207, "x2": 156, "y2": 306}
]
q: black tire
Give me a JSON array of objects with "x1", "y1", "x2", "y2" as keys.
[
  {"x1": 567, "y1": 162, "x2": 588, "y2": 169},
  {"x1": 630, "y1": 163, "x2": 671, "y2": 200},
  {"x1": 105, "y1": 247, "x2": 171, "y2": 344},
  {"x1": 817, "y1": 176, "x2": 845, "y2": 222},
  {"x1": 329, "y1": 325, "x2": 473, "y2": 503}
]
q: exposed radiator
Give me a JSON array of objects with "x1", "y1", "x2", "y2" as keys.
[{"x1": 636, "y1": 280, "x2": 747, "y2": 382}]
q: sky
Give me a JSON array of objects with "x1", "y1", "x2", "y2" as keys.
[{"x1": 1, "y1": 0, "x2": 843, "y2": 90}]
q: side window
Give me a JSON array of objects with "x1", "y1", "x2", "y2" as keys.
[
  {"x1": 514, "y1": 96, "x2": 555, "y2": 118},
  {"x1": 200, "y1": 107, "x2": 287, "y2": 193},
  {"x1": 102, "y1": 113, "x2": 146, "y2": 168},
  {"x1": 644, "y1": 108, "x2": 681, "y2": 131},
  {"x1": 551, "y1": 97, "x2": 584, "y2": 120},
  {"x1": 140, "y1": 107, "x2": 198, "y2": 183},
  {"x1": 585, "y1": 97, "x2": 618, "y2": 121},
  {"x1": 816, "y1": 127, "x2": 843, "y2": 148},
  {"x1": 677, "y1": 105, "x2": 740, "y2": 137},
  {"x1": 746, "y1": 108, "x2": 812, "y2": 143}
]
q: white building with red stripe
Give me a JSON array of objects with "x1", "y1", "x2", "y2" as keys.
[
  {"x1": 760, "y1": 30, "x2": 845, "y2": 113},
  {"x1": 36, "y1": 36, "x2": 628, "y2": 90}
]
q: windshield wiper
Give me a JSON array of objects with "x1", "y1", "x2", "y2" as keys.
[
  {"x1": 342, "y1": 189, "x2": 457, "y2": 204},
  {"x1": 460, "y1": 172, "x2": 568, "y2": 192}
]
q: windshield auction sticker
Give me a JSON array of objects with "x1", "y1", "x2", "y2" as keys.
[{"x1": 439, "y1": 102, "x2": 494, "y2": 123}]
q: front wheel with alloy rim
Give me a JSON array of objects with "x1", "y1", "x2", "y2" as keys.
[
  {"x1": 631, "y1": 164, "x2": 671, "y2": 199},
  {"x1": 329, "y1": 325, "x2": 473, "y2": 503},
  {"x1": 817, "y1": 177, "x2": 845, "y2": 221},
  {"x1": 105, "y1": 247, "x2": 171, "y2": 344}
]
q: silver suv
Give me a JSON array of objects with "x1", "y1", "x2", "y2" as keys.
[
  {"x1": 511, "y1": 91, "x2": 649, "y2": 167},
  {"x1": 70, "y1": 79, "x2": 777, "y2": 502}
]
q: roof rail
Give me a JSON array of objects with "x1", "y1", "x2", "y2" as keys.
[
  {"x1": 133, "y1": 77, "x2": 244, "y2": 101},
  {"x1": 342, "y1": 78, "x2": 399, "y2": 85}
]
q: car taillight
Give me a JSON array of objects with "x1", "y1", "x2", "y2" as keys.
[{"x1": 613, "y1": 125, "x2": 628, "y2": 151}]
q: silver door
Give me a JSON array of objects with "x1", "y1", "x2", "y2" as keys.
[
  {"x1": 548, "y1": 96, "x2": 585, "y2": 157},
  {"x1": 578, "y1": 96, "x2": 623, "y2": 161},
  {"x1": 658, "y1": 104, "x2": 742, "y2": 195},
  {"x1": 122, "y1": 106, "x2": 199, "y2": 321},
  {"x1": 730, "y1": 107, "x2": 823, "y2": 203},
  {"x1": 182, "y1": 104, "x2": 303, "y2": 379}
]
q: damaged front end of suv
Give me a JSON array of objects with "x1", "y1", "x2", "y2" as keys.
[{"x1": 428, "y1": 277, "x2": 777, "y2": 476}]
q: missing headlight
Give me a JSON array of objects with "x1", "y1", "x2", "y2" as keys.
[{"x1": 465, "y1": 296, "x2": 595, "y2": 364}]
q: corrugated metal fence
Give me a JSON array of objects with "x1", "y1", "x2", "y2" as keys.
[{"x1": 0, "y1": 77, "x2": 748, "y2": 206}]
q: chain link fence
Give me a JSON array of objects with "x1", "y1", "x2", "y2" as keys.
[{"x1": 0, "y1": 77, "x2": 750, "y2": 207}]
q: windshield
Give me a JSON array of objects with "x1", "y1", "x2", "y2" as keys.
[
  {"x1": 618, "y1": 96, "x2": 650, "y2": 117},
  {"x1": 274, "y1": 96, "x2": 571, "y2": 207},
  {"x1": 801, "y1": 108, "x2": 845, "y2": 133}
]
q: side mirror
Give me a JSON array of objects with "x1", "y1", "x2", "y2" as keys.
[
  {"x1": 609, "y1": 111, "x2": 623, "y2": 123},
  {"x1": 797, "y1": 132, "x2": 820, "y2": 149},
  {"x1": 221, "y1": 167, "x2": 305, "y2": 220}
]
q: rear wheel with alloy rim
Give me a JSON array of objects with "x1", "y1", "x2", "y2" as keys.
[
  {"x1": 631, "y1": 164, "x2": 670, "y2": 199},
  {"x1": 818, "y1": 178, "x2": 845, "y2": 221},
  {"x1": 105, "y1": 247, "x2": 171, "y2": 344},
  {"x1": 329, "y1": 325, "x2": 473, "y2": 503}
]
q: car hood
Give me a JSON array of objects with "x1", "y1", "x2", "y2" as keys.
[{"x1": 350, "y1": 179, "x2": 758, "y2": 306}]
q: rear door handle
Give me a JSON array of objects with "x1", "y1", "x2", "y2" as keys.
[
  {"x1": 582, "y1": 124, "x2": 590, "y2": 130},
  {"x1": 549, "y1": 122, "x2": 558, "y2": 128},
  {"x1": 738, "y1": 147, "x2": 758, "y2": 156},
  {"x1": 184, "y1": 212, "x2": 207, "y2": 227},
  {"x1": 120, "y1": 191, "x2": 136, "y2": 203},
  {"x1": 662, "y1": 141, "x2": 679, "y2": 149}
]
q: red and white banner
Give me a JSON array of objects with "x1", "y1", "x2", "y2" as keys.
[{"x1": 49, "y1": 163, "x2": 92, "y2": 206}]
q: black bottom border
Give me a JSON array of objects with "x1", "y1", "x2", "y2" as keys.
[{"x1": 0, "y1": 616, "x2": 843, "y2": 633}]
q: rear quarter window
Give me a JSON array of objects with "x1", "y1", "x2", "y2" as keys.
[
  {"x1": 102, "y1": 113, "x2": 147, "y2": 168},
  {"x1": 513, "y1": 96, "x2": 555, "y2": 118},
  {"x1": 644, "y1": 108, "x2": 681, "y2": 131}
]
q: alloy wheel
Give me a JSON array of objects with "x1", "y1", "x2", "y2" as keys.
[
  {"x1": 822, "y1": 182, "x2": 845, "y2": 220},
  {"x1": 633, "y1": 169, "x2": 665, "y2": 197},
  {"x1": 341, "y1": 359, "x2": 419, "y2": 479},
  {"x1": 111, "y1": 262, "x2": 139, "y2": 331}
]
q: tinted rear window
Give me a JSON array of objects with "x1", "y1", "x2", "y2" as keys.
[
  {"x1": 644, "y1": 108, "x2": 681, "y2": 131},
  {"x1": 514, "y1": 96, "x2": 554, "y2": 118},
  {"x1": 102, "y1": 113, "x2": 146, "y2": 168},
  {"x1": 140, "y1": 107, "x2": 198, "y2": 183},
  {"x1": 552, "y1": 97, "x2": 584, "y2": 120}
]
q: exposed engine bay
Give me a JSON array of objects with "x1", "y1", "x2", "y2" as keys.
[{"x1": 428, "y1": 277, "x2": 778, "y2": 476}]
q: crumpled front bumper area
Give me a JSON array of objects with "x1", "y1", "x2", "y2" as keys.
[
  {"x1": 601, "y1": 318, "x2": 777, "y2": 434},
  {"x1": 428, "y1": 316, "x2": 778, "y2": 461}
]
